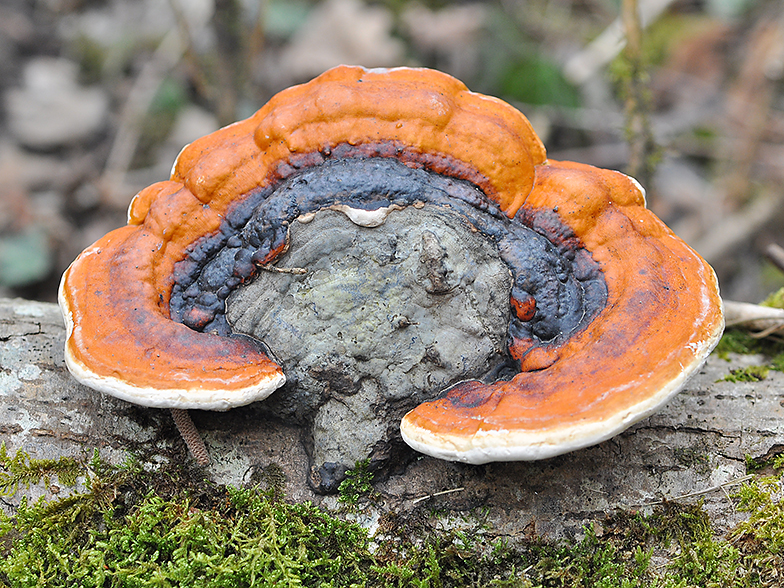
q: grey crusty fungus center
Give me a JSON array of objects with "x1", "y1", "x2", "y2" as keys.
[{"x1": 169, "y1": 157, "x2": 606, "y2": 490}]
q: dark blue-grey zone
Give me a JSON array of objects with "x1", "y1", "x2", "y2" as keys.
[{"x1": 168, "y1": 153, "x2": 607, "y2": 371}]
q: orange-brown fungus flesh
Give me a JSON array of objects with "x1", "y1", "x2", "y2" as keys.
[{"x1": 59, "y1": 66, "x2": 723, "y2": 461}]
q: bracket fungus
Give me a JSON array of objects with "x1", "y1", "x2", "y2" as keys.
[{"x1": 59, "y1": 65, "x2": 723, "y2": 470}]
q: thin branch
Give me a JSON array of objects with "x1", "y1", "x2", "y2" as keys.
[
  {"x1": 411, "y1": 487, "x2": 465, "y2": 505},
  {"x1": 765, "y1": 243, "x2": 784, "y2": 274},
  {"x1": 168, "y1": 0, "x2": 213, "y2": 102},
  {"x1": 723, "y1": 300, "x2": 784, "y2": 336},
  {"x1": 260, "y1": 265, "x2": 308, "y2": 275},
  {"x1": 628, "y1": 474, "x2": 755, "y2": 507},
  {"x1": 100, "y1": 28, "x2": 185, "y2": 205},
  {"x1": 563, "y1": 0, "x2": 677, "y2": 85},
  {"x1": 621, "y1": 0, "x2": 658, "y2": 191}
]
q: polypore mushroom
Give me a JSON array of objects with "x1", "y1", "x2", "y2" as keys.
[{"x1": 59, "y1": 65, "x2": 723, "y2": 468}]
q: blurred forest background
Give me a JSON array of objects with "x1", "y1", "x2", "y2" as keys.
[{"x1": 0, "y1": 0, "x2": 782, "y2": 305}]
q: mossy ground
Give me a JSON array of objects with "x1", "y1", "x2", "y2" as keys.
[
  {"x1": 1, "y1": 441, "x2": 783, "y2": 588},
  {"x1": 715, "y1": 328, "x2": 784, "y2": 382}
]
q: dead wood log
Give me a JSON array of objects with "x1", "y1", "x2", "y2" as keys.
[{"x1": 1, "y1": 297, "x2": 783, "y2": 539}]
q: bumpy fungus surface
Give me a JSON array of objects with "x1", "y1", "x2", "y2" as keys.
[{"x1": 59, "y1": 65, "x2": 724, "y2": 463}]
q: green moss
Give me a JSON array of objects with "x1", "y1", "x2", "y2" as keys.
[
  {"x1": 715, "y1": 326, "x2": 784, "y2": 361},
  {"x1": 674, "y1": 448, "x2": 712, "y2": 474},
  {"x1": 746, "y1": 454, "x2": 766, "y2": 473},
  {"x1": 729, "y1": 476, "x2": 784, "y2": 586},
  {"x1": 745, "y1": 451, "x2": 784, "y2": 474},
  {"x1": 0, "y1": 444, "x2": 81, "y2": 496},
  {"x1": 719, "y1": 365, "x2": 770, "y2": 383},
  {"x1": 0, "y1": 451, "x2": 376, "y2": 588},
  {"x1": 715, "y1": 331, "x2": 762, "y2": 359},
  {"x1": 769, "y1": 353, "x2": 784, "y2": 372},
  {"x1": 760, "y1": 287, "x2": 784, "y2": 309},
  {"x1": 715, "y1": 327, "x2": 784, "y2": 386},
  {"x1": 2, "y1": 447, "x2": 783, "y2": 587},
  {"x1": 338, "y1": 459, "x2": 376, "y2": 505}
]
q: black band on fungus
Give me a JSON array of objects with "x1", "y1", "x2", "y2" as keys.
[{"x1": 168, "y1": 153, "x2": 608, "y2": 370}]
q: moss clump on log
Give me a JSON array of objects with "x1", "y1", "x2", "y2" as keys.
[{"x1": 1, "y1": 446, "x2": 784, "y2": 587}]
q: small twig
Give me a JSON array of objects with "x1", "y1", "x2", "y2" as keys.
[
  {"x1": 628, "y1": 474, "x2": 755, "y2": 507},
  {"x1": 168, "y1": 0, "x2": 213, "y2": 101},
  {"x1": 749, "y1": 323, "x2": 784, "y2": 339},
  {"x1": 621, "y1": 0, "x2": 658, "y2": 191},
  {"x1": 411, "y1": 487, "x2": 465, "y2": 505},
  {"x1": 563, "y1": 0, "x2": 677, "y2": 85},
  {"x1": 765, "y1": 243, "x2": 784, "y2": 274},
  {"x1": 719, "y1": 17, "x2": 783, "y2": 207},
  {"x1": 723, "y1": 300, "x2": 784, "y2": 336},
  {"x1": 260, "y1": 264, "x2": 308, "y2": 275},
  {"x1": 100, "y1": 28, "x2": 185, "y2": 205},
  {"x1": 169, "y1": 408, "x2": 210, "y2": 466},
  {"x1": 695, "y1": 191, "x2": 784, "y2": 265}
]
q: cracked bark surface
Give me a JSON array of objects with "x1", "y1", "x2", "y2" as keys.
[{"x1": 2, "y1": 297, "x2": 783, "y2": 539}]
